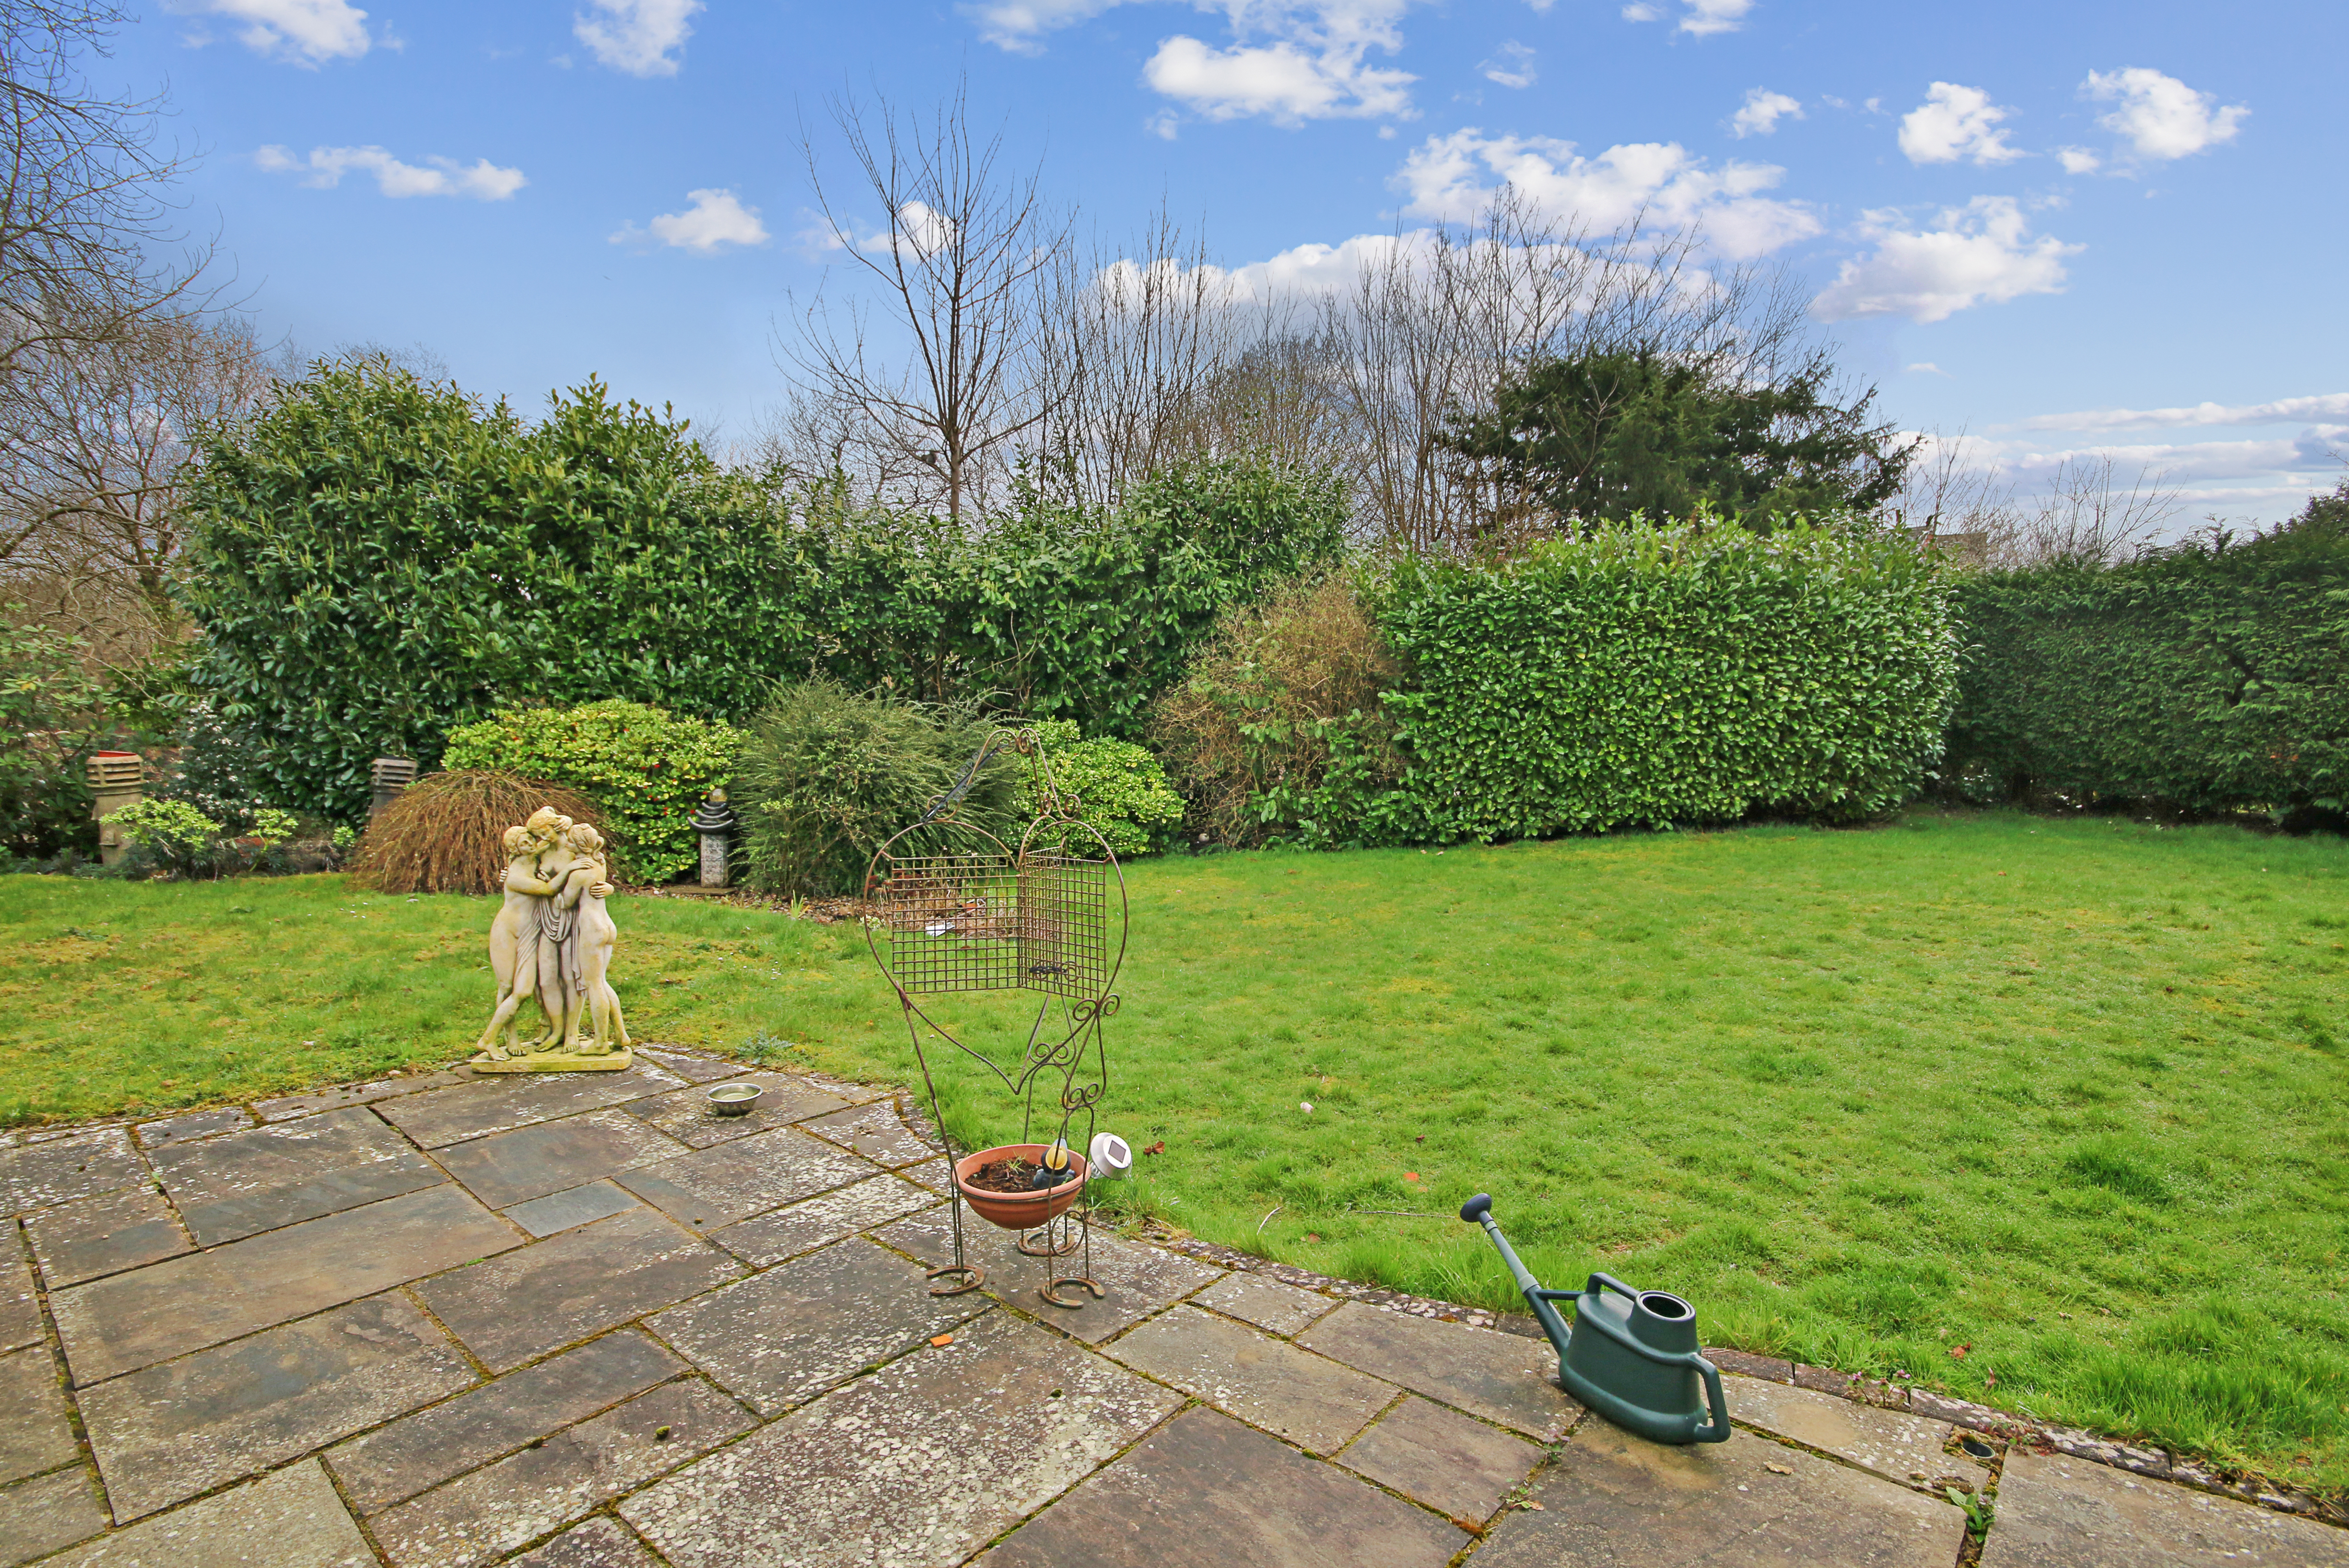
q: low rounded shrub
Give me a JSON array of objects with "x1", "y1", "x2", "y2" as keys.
[
  {"x1": 1023, "y1": 721, "x2": 1184, "y2": 859},
  {"x1": 440, "y1": 700, "x2": 738, "y2": 883},
  {"x1": 347, "y1": 769, "x2": 604, "y2": 896},
  {"x1": 732, "y1": 682, "x2": 1020, "y2": 897}
]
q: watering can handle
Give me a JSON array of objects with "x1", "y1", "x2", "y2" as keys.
[
  {"x1": 1694, "y1": 1355, "x2": 1731, "y2": 1443},
  {"x1": 1586, "y1": 1271, "x2": 1641, "y2": 1303}
]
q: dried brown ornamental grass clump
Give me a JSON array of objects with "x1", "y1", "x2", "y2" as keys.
[{"x1": 345, "y1": 769, "x2": 604, "y2": 895}]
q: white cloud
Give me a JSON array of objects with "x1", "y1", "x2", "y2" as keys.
[
  {"x1": 1810, "y1": 196, "x2": 2077, "y2": 323},
  {"x1": 1145, "y1": 34, "x2": 1414, "y2": 124},
  {"x1": 2001, "y1": 434, "x2": 2345, "y2": 485},
  {"x1": 611, "y1": 188, "x2": 768, "y2": 254},
  {"x1": 2083, "y1": 67, "x2": 2247, "y2": 161},
  {"x1": 1728, "y1": 88, "x2": 1801, "y2": 138},
  {"x1": 182, "y1": 0, "x2": 371, "y2": 65},
  {"x1": 1897, "y1": 83, "x2": 2022, "y2": 166},
  {"x1": 1481, "y1": 42, "x2": 1536, "y2": 90},
  {"x1": 2017, "y1": 393, "x2": 2349, "y2": 434},
  {"x1": 1394, "y1": 129, "x2": 1820, "y2": 258},
  {"x1": 1621, "y1": 0, "x2": 1751, "y2": 36},
  {"x1": 2056, "y1": 147, "x2": 2101, "y2": 175},
  {"x1": 962, "y1": 0, "x2": 1125, "y2": 52},
  {"x1": 255, "y1": 144, "x2": 526, "y2": 200},
  {"x1": 575, "y1": 0, "x2": 701, "y2": 78},
  {"x1": 1905, "y1": 362, "x2": 1947, "y2": 376}
]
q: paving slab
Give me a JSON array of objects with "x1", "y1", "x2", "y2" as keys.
[
  {"x1": 1472, "y1": 1419, "x2": 1964, "y2": 1568},
  {"x1": 1299, "y1": 1301, "x2": 1580, "y2": 1439},
  {"x1": 1194, "y1": 1271, "x2": 1341, "y2": 1338},
  {"x1": 42, "y1": 1457, "x2": 375, "y2": 1568},
  {"x1": 621, "y1": 1308, "x2": 1182, "y2": 1568},
  {"x1": 1983, "y1": 1449, "x2": 2349, "y2": 1566},
  {"x1": 413, "y1": 1206, "x2": 743, "y2": 1372},
  {"x1": 0, "y1": 1236, "x2": 37, "y2": 1353},
  {"x1": 874, "y1": 1207, "x2": 1224, "y2": 1345},
  {"x1": 432, "y1": 1111, "x2": 685, "y2": 1210},
  {"x1": 899, "y1": 1155, "x2": 952, "y2": 1194},
  {"x1": 630, "y1": 1047, "x2": 747, "y2": 1084},
  {"x1": 78, "y1": 1292, "x2": 475, "y2": 1521},
  {"x1": 25, "y1": 1186, "x2": 190, "y2": 1288},
  {"x1": 1725, "y1": 1373, "x2": 1961, "y2": 1490},
  {"x1": 375, "y1": 1068, "x2": 677, "y2": 1149},
  {"x1": 796, "y1": 1100, "x2": 940, "y2": 1167},
  {"x1": 252, "y1": 1069, "x2": 474, "y2": 1123},
  {"x1": 615, "y1": 1127, "x2": 877, "y2": 1229},
  {"x1": 502, "y1": 1181, "x2": 640, "y2": 1239},
  {"x1": 149, "y1": 1106, "x2": 443, "y2": 1247},
  {"x1": 328, "y1": 1329, "x2": 684, "y2": 1514},
  {"x1": 53, "y1": 1183, "x2": 519, "y2": 1385},
  {"x1": 1337, "y1": 1393, "x2": 1543, "y2": 1525},
  {"x1": 133, "y1": 1108, "x2": 252, "y2": 1150},
  {"x1": 370, "y1": 1379, "x2": 754, "y2": 1568},
  {"x1": 978, "y1": 1404, "x2": 1469, "y2": 1568},
  {"x1": 1107, "y1": 1304, "x2": 1396, "y2": 1455},
  {"x1": 619, "y1": 1071, "x2": 853, "y2": 1149},
  {"x1": 647, "y1": 1237, "x2": 990, "y2": 1415},
  {"x1": 0, "y1": 1128, "x2": 145, "y2": 1216},
  {"x1": 706, "y1": 1174, "x2": 937, "y2": 1268},
  {"x1": 508, "y1": 1517, "x2": 660, "y2": 1568},
  {"x1": 0, "y1": 1345, "x2": 76, "y2": 1485},
  {"x1": 0, "y1": 1465, "x2": 109, "y2": 1565}
]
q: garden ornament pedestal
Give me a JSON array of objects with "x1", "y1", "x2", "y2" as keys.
[
  {"x1": 690, "y1": 788, "x2": 736, "y2": 887},
  {"x1": 470, "y1": 806, "x2": 633, "y2": 1073},
  {"x1": 87, "y1": 752, "x2": 143, "y2": 865},
  {"x1": 866, "y1": 727, "x2": 1126, "y2": 1312},
  {"x1": 369, "y1": 756, "x2": 417, "y2": 820}
]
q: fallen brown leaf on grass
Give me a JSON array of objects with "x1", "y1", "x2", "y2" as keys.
[{"x1": 1142, "y1": 1140, "x2": 1166, "y2": 1155}]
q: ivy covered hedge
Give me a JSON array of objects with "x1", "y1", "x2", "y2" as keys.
[
  {"x1": 1208, "y1": 521, "x2": 1958, "y2": 845},
  {"x1": 1945, "y1": 496, "x2": 2349, "y2": 813},
  {"x1": 179, "y1": 357, "x2": 1345, "y2": 823}
]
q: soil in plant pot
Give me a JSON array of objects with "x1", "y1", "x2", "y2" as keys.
[{"x1": 965, "y1": 1156, "x2": 1074, "y2": 1194}]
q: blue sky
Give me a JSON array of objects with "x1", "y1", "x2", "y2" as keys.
[{"x1": 108, "y1": 0, "x2": 2346, "y2": 522}]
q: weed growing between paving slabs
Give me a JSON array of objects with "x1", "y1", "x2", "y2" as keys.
[{"x1": 5, "y1": 809, "x2": 2349, "y2": 1490}]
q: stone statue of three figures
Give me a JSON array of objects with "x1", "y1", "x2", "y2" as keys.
[{"x1": 472, "y1": 806, "x2": 632, "y2": 1072}]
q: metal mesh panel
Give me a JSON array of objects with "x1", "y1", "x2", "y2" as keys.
[
  {"x1": 877, "y1": 855, "x2": 1020, "y2": 994},
  {"x1": 1017, "y1": 854, "x2": 1109, "y2": 998}
]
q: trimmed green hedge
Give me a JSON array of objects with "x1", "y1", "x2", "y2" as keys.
[
  {"x1": 1946, "y1": 506, "x2": 2349, "y2": 813},
  {"x1": 1338, "y1": 521, "x2": 1957, "y2": 842}
]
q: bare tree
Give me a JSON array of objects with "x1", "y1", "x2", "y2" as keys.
[{"x1": 781, "y1": 83, "x2": 1068, "y2": 522}]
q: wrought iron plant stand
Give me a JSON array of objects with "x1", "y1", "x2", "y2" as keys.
[{"x1": 862, "y1": 728, "x2": 1127, "y2": 1311}]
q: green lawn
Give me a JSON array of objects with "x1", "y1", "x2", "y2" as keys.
[{"x1": 5, "y1": 811, "x2": 2347, "y2": 1490}]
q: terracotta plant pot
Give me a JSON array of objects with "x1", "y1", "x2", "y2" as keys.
[{"x1": 953, "y1": 1143, "x2": 1091, "y2": 1230}]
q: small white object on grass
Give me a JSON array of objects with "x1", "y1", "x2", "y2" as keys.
[{"x1": 1300, "y1": 1101, "x2": 1314, "y2": 1112}]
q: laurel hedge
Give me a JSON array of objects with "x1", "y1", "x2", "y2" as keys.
[{"x1": 1945, "y1": 495, "x2": 2349, "y2": 813}]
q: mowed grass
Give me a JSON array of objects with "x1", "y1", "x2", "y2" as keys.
[{"x1": 4, "y1": 811, "x2": 2348, "y2": 1488}]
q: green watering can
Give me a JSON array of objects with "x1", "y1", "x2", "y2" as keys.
[{"x1": 1461, "y1": 1194, "x2": 1730, "y2": 1445}]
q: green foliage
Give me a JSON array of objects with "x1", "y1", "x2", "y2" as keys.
[
  {"x1": 731, "y1": 681, "x2": 1021, "y2": 896},
  {"x1": 106, "y1": 799, "x2": 222, "y2": 873},
  {"x1": 1360, "y1": 518, "x2": 1958, "y2": 842},
  {"x1": 1023, "y1": 719, "x2": 1185, "y2": 859},
  {"x1": 1439, "y1": 347, "x2": 1915, "y2": 528},
  {"x1": 439, "y1": 700, "x2": 739, "y2": 883},
  {"x1": 0, "y1": 610, "x2": 105, "y2": 858},
  {"x1": 251, "y1": 808, "x2": 300, "y2": 844},
  {"x1": 1947, "y1": 487, "x2": 2349, "y2": 813}
]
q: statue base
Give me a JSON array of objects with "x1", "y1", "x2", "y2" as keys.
[{"x1": 470, "y1": 1047, "x2": 634, "y2": 1074}]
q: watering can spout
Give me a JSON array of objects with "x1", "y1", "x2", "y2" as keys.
[{"x1": 1460, "y1": 1191, "x2": 1731, "y2": 1446}]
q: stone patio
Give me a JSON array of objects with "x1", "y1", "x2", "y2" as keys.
[{"x1": 1, "y1": 1045, "x2": 2343, "y2": 1566}]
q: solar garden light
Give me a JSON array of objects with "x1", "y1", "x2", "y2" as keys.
[
  {"x1": 690, "y1": 787, "x2": 737, "y2": 888},
  {"x1": 1460, "y1": 1193, "x2": 1730, "y2": 1445}
]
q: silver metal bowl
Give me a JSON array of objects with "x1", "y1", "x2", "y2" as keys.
[{"x1": 707, "y1": 1083, "x2": 763, "y2": 1117}]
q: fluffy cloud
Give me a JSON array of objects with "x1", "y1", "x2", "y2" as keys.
[
  {"x1": 181, "y1": 0, "x2": 371, "y2": 65},
  {"x1": 2017, "y1": 393, "x2": 2349, "y2": 434},
  {"x1": 611, "y1": 189, "x2": 769, "y2": 254},
  {"x1": 2083, "y1": 67, "x2": 2247, "y2": 161},
  {"x1": 1810, "y1": 197, "x2": 2077, "y2": 323},
  {"x1": 1481, "y1": 42, "x2": 1536, "y2": 90},
  {"x1": 1897, "y1": 83, "x2": 2021, "y2": 166},
  {"x1": 575, "y1": 0, "x2": 702, "y2": 78},
  {"x1": 962, "y1": 0, "x2": 1125, "y2": 51},
  {"x1": 1621, "y1": 0, "x2": 1752, "y2": 37},
  {"x1": 1394, "y1": 129, "x2": 1820, "y2": 258},
  {"x1": 1145, "y1": 34, "x2": 1414, "y2": 123},
  {"x1": 2056, "y1": 147, "x2": 2101, "y2": 175},
  {"x1": 255, "y1": 145, "x2": 526, "y2": 200},
  {"x1": 1728, "y1": 88, "x2": 1801, "y2": 138}
]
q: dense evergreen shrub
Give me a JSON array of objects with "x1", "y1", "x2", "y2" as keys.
[
  {"x1": 1358, "y1": 520, "x2": 1957, "y2": 843},
  {"x1": 1946, "y1": 488, "x2": 2349, "y2": 813},
  {"x1": 439, "y1": 700, "x2": 739, "y2": 883},
  {"x1": 0, "y1": 611, "x2": 102, "y2": 858},
  {"x1": 1022, "y1": 720, "x2": 1184, "y2": 859},
  {"x1": 731, "y1": 681, "x2": 1021, "y2": 897}
]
